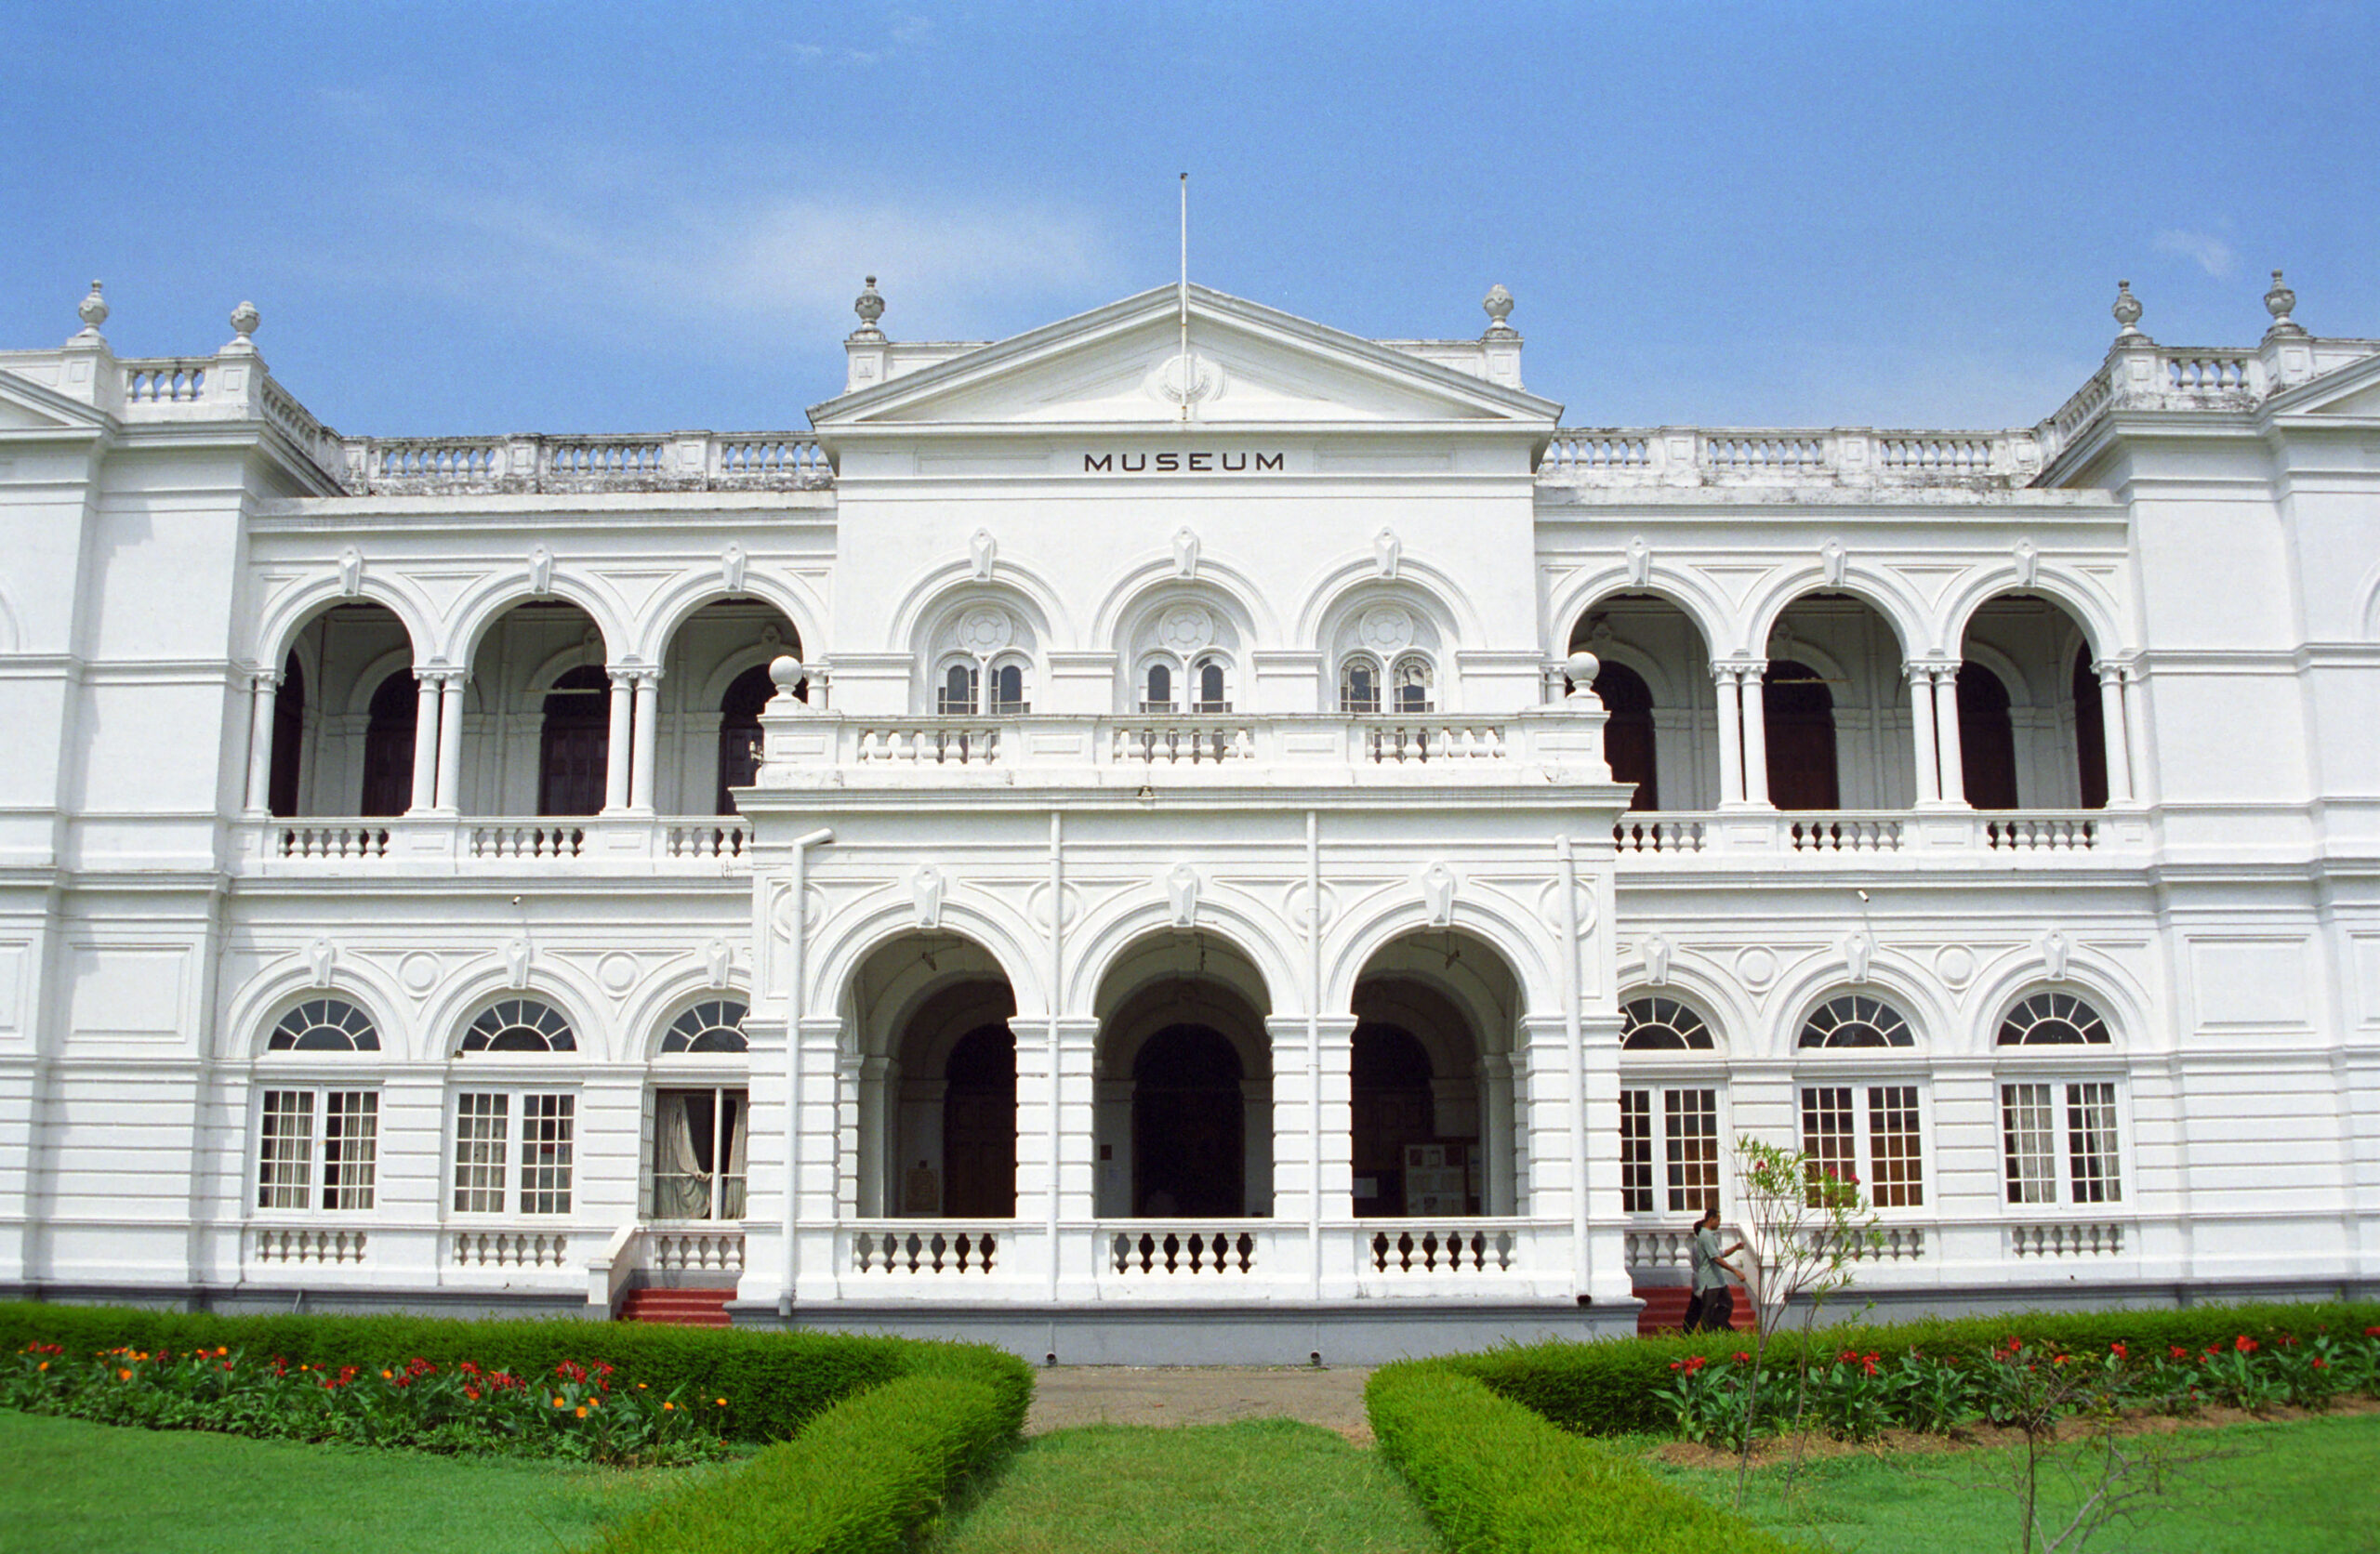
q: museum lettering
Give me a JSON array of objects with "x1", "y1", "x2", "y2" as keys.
[{"x1": 1084, "y1": 451, "x2": 1285, "y2": 472}]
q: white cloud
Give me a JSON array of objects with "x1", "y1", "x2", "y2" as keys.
[{"x1": 2154, "y1": 229, "x2": 2238, "y2": 280}]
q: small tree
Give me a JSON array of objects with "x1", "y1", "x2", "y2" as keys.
[{"x1": 1726, "y1": 1134, "x2": 1881, "y2": 1506}]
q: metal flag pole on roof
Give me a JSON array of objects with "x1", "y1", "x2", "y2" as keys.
[{"x1": 1179, "y1": 173, "x2": 1191, "y2": 423}]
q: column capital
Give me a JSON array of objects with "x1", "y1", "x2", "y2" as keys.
[
  {"x1": 249, "y1": 668, "x2": 282, "y2": 692},
  {"x1": 1710, "y1": 657, "x2": 1765, "y2": 685},
  {"x1": 2091, "y1": 658, "x2": 2132, "y2": 686},
  {"x1": 1905, "y1": 656, "x2": 1959, "y2": 682},
  {"x1": 632, "y1": 666, "x2": 665, "y2": 687}
]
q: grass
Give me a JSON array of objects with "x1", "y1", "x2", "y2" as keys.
[
  {"x1": 1643, "y1": 1412, "x2": 2380, "y2": 1553},
  {"x1": 927, "y1": 1419, "x2": 1440, "y2": 1554},
  {"x1": 0, "y1": 1411, "x2": 723, "y2": 1554}
]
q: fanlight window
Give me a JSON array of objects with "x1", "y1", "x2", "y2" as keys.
[
  {"x1": 1620, "y1": 996, "x2": 1715, "y2": 1052},
  {"x1": 1798, "y1": 994, "x2": 1914, "y2": 1049},
  {"x1": 1340, "y1": 656, "x2": 1382, "y2": 715},
  {"x1": 1997, "y1": 992, "x2": 2110, "y2": 1047},
  {"x1": 269, "y1": 997, "x2": 381, "y2": 1052},
  {"x1": 1393, "y1": 654, "x2": 1434, "y2": 714},
  {"x1": 662, "y1": 998, "x2": 750, "y2": 1055},
  {"x1": 459, "y1": 998, "x2": 576, "y2": 1054}
]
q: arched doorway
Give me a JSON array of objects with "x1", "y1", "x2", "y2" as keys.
[
  {"x1": 1568, "y1": 595, "x2": 1720, "y2": 810},
  {"x1": 1957, "y1": 665, "x2": 2018, "y2": 810},
  {"x1": 538, "y1": 665, "x2": 610, "y2": 816},
  {"x1": 267, "y1": 652, "x2": 306, "y2": 818},
  {"x1": 715, "y1": 664, "x2": 774, "y2": 814},
  {"x1": 1592, "y1": 662, "x2": 1659, "y2": 810},
  {"x1": 360, "y1": 669, "x2": 417, "y2": 817},
  {"x1": 851, "y1": 934, "x2": 1018, "y2": 1220},
  {"x1": 1346, "y1": 935, "x2": 1520, "y2": 1217},
  {"x1": 1131, "y1": 1023, "x2": 1244, "y2": 1218},
  {"x1": 2072, "y1": 649, "x2": 2109, "y2": 810},
  {"x1": 1956, "y1": 594, "x2": 2104, "y2": 808},
  {"x1": 1764, "y1": 660, "x2": 1838, "y2": 810},
  {"x1": 941, "y1": 1023, "x2": 1016, "y2": 1218},
  {"x1": 1351, "y1": 1023, "x2": 1435, "y2": 1217}
]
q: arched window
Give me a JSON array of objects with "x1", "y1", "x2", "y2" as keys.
[
  {"x1": 1194, "y1": 656, "x2": 1229, "y2": 713},
  {"x1": 1340, "y1": 656, "x2": 1382, "y2": 715},
  {"x1": 268, "y1": 653, "x2": 307, "y2": 818},
  {"x1": 1765, "y1": 660, "x2": 1837, "y2": 810},
  {"x1": 269, "y1": 997, "x2": 381, "y2": 1052},
  {"x1": 990, "y1": 660, "x2": 1028, "y2": 715},
  {"x1": 1996, "y1": 992, "x2": 2109, "y2": 1047},
  {"x1": 360, "y1": 671, "x2": 417, "y2": 817},
  {"x1": 1392, "y1": 655, "x2": 1434, "y2": 715},
  {"x1": 1593, "y1": 663, "x2": 1659, "y2": 811},
  {"x1": 939, "y1": 662, "x2": 979, "y2": 716},
  {"x1": 715, "y1": 665, "x2": 774, "y2": 815},
  {"x1": 538, "y1": 665, "x2": 609, "y2": 817},
  {"x1": 1620, "y1": 996, "x2": 1713, "y2": 1051},
  {"x1": 1143, "y1": 661, "x2": 1173, "y2": 712},
  {"x1": 1797, "y1": 994, "x2": 1913, "y2": 1048},
  {"x1": 459, "y1": 997, "x2": 576, "y2": 1054},
  {"x1": 661, "y1": 998, "x2": 749, "y2": 1054},
  {"x1": 1958, "y1": 664, "x2": 2018, "y2": 810}
]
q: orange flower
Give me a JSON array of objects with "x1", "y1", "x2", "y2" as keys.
[
  {"x1": 663, "y1": 1401, "x2": 675, "y2": 1412},
  {"x1": 117, "y1": 1369, "x2": 132, "y2": 1380},
  {"x1": 574, "y1": 1405, "x2": 588, "y2": 1418},
  {"x1": 715, "y1": 1398, "x2": 727, "y2": 1407},
  {"x1": 552, "y1": 1397, "x2": 566, "y2": 1409},
  {"x1": 380, "y1": 1369, "x2": 393, "y2": 1380},
  {"x1": 36, "y1": 1362, "x2": 46, "y2": 1372}
]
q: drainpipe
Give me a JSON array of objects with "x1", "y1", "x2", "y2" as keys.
[
  {"x1": 1558, "y1": 833, "x2": 1589, "y2": 1295},
  {"x1": 780, "y1": 826, "x2": 833, "y2": 1320},
  {"x1": 1307, "y1": 809, "x2": 1322, "y2": 1295}
]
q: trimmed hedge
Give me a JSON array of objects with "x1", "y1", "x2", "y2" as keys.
[
  {"x1": 1448, "y1": 1298, "x2": 2380, "y2": 1437},
  {"x1": 0, "y1": 1302, "x2": 911, "y2": 1442},
  {"x1": 1367, "y1": 1362, "x2": 1821, "y2": 1554},
  {"x1": 595, "y1": 1367, "x2": 1029, "y2": 1554}
]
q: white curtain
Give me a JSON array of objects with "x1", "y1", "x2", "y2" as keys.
[
  {"x1": 654, "y1": 1091, "x2": 712, "y2": 1218},
  {"x1": 722, "y1": 1093, "x2": 748, "y2": 1219}
]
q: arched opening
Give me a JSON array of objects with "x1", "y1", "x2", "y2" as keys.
[
  {"x1": 1093, "y1": 932, "x2": 1273, "y2": 1219},
  {"x1": 360, "y1": 670, "x2": 417, "y2": 817},
  {"x1": 267, "y1": 652, "x2": 306, "y2": 819},
  {"x1": 1568, "y1": 596, "x2": 1719, "y2": 810},
  {"x1": 1956, "y1": 665, "x2": 2018, "y2": 810},
  {"x1": 1131, "y1": 1024, "x2": 1245, "y2": 1218},
  {"x1": 1347, "y1": 931, "x2": 1520, "y2": 1216},
  {"x1": 941, "y1": 1024, "x2": 1017, "y2": 1218},
  {"x1": 1764, "y1": 595, "x2": 1914, "y2": 810},
  {"x1": 848, "y1": 932, "x2": 1019, "y2": 1220},
  {"x1": 2073, "y1": 649, "x2": 2109, "y2": 810},
  {"x1": 715, "y1": 665, "x2": 774, "y2": 814},
  {"x1": 1763, "y1": 660, "x2": 1837, "y2": 810},
  {"x1": 1350, "y1": 1023, "x2": 1435, "y2": 1217},
  {"x1": 660, "y1": 598, "x2": 802, "y2": 815},
  {"x1": 538, "y1": 665, "x2": 610, "y2": 817}
]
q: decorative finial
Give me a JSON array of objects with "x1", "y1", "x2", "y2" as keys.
[
  {"x1": 1483, "y1": 283, "x2": 1516, "y2": 336},
  {"x1": 2111, "y1": 279, "x2": 2144, "y2": 338},
  {"x1": 852, "y1": 275, "x2": 885, "y2": 337},
  {"x1": 225, "y1": 299, "x2": 261, "y2": 353},
  {"x1": 74, "y1": 280, "x2": 108, "y2": 338},
  {"x1": 2264, "y1": 269, "x2": 2305, "y2": 336}
]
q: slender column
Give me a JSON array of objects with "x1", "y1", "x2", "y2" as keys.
[
  {"x1": 1906, "y1": 663, "x2": 1943, "y2": 804},
  {"x1": 628, "y1": 670, "x2": 661, "y2": 812},
  {"x1": 1711, "y1": 665, "x2": 1745, "y2": 806},
  {"x1": 791, "y1": 1016, "x2": 847, "y2": 1302},
  {"x1": 1048, "y1": 1017, "x2": 1102, "y2": 1297},
  {"x1": 1932, "y1": 666, "x2": 1967, "y2": 806},
  {"x1": 433, "y1": 671, "x2": 469, "y2": 812},
  {"x1": 853, "y1": 1055, "x2": 890, "y2": 1217},
  {"x1": 602, "y1": 670, "x2": 634, "y2": 813},
  {"x1": 1476, "y1": 1052, "x2": 1516, "y2": 1215},
  {"x1": 836, "y1": 1052, "x2": 864, "y2": 1218},
  {"x1": 1739, "y1": 661, "x2": 1772, "y2": 806},
  {"x1": 2095, "y1": 662, "x2": 2135, "y2": 803},
  {"x1": 406, "y1": 672, "x2": 442, "y2": 812},
  {"x1": 243, "y1": 671, "x2": 280, "y2": 815}
]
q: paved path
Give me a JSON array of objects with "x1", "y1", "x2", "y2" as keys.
[{"x1": 1025, "y1": 1365, "x2": 1376, "y2": 1443}]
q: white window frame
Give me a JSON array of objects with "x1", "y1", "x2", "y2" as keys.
[
  {"x1": 935, "y1": 657, "x2": 982, "y2": 717},
  {"x1": 1619, "y1": 1081, "x2": 1726, "y2": 1216},
  {"x1": 648, "y1": 1085, "x2": 751, "y2": 1222},
  {"x1": 449, "y1": 1088, "x2": 577, "y2": 1217},
  {"x1": 987, "y1": 655, "x2": 1031, "y2": 715},
  {"x1": 1391, "y1": 652, "x2": 1435, "y2": 715},
  {"x1": 1998, "y1": 1074, "x2": 2127, "y2": 1209},
  {"x1": 254, "y1": 1086, "x2": 382, "y2": 1213},
  {"x1": 1339, "y1": 653, "x2": 1384, "y2": 715},
  {"x1": 1794, "y1": 1075, "x2": 1931, "y2": 1212}
]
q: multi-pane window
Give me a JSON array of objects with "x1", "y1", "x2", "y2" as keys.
[
  {"x1": 990, "y1": 661, "x2": 1028, "y2": 715},
  {"x1": 1193, "y1": 657, "x2": 1230, "y2": 713},
  {"x1": 1620, "y1": 1086, "x2": 1720, "y2": 1213},
  {"x1": 453, "y1": 1092, "x2": 575, "y2": 1215},
  {"x1": 459, "y1": 998, "x2": 575, "y2": 1055},
  {"x1": 1798, "y1": 1084, "x2": 1922, "y2": 1207},
  {"x1": 661, "y1": 998, "x2": 749, "y2": 1055},
  {"x1": 269, "y1": 998, "x2": 379, "y2": 1051},
  {"x1": 1621, "y1": 996, "x2": 1715, "y2": 1051},
  {"x1": 1143, "y1": 662, "x2": 1173, "y2": 711},
  {"x1": 1392, "y1": 654, "x2": 1434, "y2": 714},
  {"x1": 939, "y1": 662, "x2": 979, "y2": 715},
  {"x1": 2001, "y1": 1080, "x2": 2122, "y2": 1205},
  {"x1": 652, "y1": 1087, "x2": 749, "y2": 1220},
  {"x1": 1798, "y1": 994, "x2": 1914, "y2": 1048},
  {"x1": 1997, "y1": 992, "x2": 2109, "y2": 1047},
  {"x1": 257, "y1": 1089, "x2": 378, "y2": 1211},
  {"x1": 1340, "y1": 656, "x2": 1382, "y2": 714}
]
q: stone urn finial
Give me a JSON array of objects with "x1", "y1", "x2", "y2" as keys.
[
  {"x1": 2111, "y1": 279, "x2": 2145, "y2": 338},
  {"x1": 1483, "y1": 283, "x2": 1516, "y2": 336},
  {"x1": 853, "y1": 275, "x2": 886, "y2": 337},
  {"x1": 73, "y1": 280, "x2": 108, "y2": 339},
  {"x1": 225, "y1": 299, "x2": 261, "y2": 353},
  {"x1": 2264, "y1": 269, "x2": 2305, "y2": 336}
]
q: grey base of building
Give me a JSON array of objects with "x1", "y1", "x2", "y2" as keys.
[{"x1": 0, "y1": 1283, "x2": 594, "y2": 1323}]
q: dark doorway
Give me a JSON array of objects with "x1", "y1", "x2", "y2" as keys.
[
  {"x1": 1593, "y1": 663, "x2": 1659, "y2": 810},
  {"x1": 360, "y1": 670, "x2": 417, "y2": 817},
  {"x1": 1764, "y1": 660, "x2": 1838, "y2": 810},
  {"x1": 941, "y1": 1023, "x2": 1016, "y2": 1218},
  {"x1": 538, "y1": 665, "x2": 610, "y2": 816},
  {"x1": 1957, "y1": 665, "x2": 2018, "y2": 809},
  {"x1": 267, "y1": 653, "x2": 306, "y2": 818},
  {"x1": 1352, "y1": 1024, "x2": 1434, "y2": 1217},
  {"x1": 1131, "y1": 1023, "x2": 1245, "y2": 1218},
  {"x1": 2071, "y1": 649, "x2": 2108, "y2": 810},
  {"x1": 715, "y1": 664, "x2": 775, "y2": 815}
]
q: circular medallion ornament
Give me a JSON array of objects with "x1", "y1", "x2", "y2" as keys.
[
  {"x1": 1157, "y1": 605, "x2": 1214, "y2": 654},
  {"x1": 1360, "y1": 607, "x2": 1415, "y2": 652},
  {"x1": 399, "y1": 951, "x2": 440, "y2": 994},
  {"x1": 1735, "y1": 945, "x2": 1778, "y2": 992},
  {"x1": 957, "y1": 608, "x2": 1012, "y2": 654},
  {"x1": 1934, "y1": 944, "x2": 1977, "y2": 991},
  {"x1": 599, "y1": 952, "x2": 640, "y2": 994},
  {"x1": 1147, "y1": 352, "x2": 1222, "y2": 405}
]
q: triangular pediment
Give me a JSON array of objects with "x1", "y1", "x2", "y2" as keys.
[
  {"x1": 812, "y1": 284, "x2": 1562, "y2": 430},
  {"x1": 2265, "y1": 346, "x2": 2380, "y2": 421},
  {"x1": 0, "y1": 367, "x2": 111, "y2": 436}
]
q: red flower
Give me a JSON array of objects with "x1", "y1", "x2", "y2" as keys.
[
  {"x1": 2110, "y1": 1342, "x2": 2128, "y2": 1360},
  {"x1": 2363, "y1": 1326, "x2": 2380, "y2": 1337},
  {"x1": 1733, "y1": 1351, "x2": 1752, "y2": 1364},
  {"x1": 1684, "y1": 1354, "x2": 1707, "y2": 1374},
  {"x1": 2311, "y1": 1358, "x2": 2329, "y2": 1370},
  {"x1": 2235, "y1": 1336, "x2": 2259, "y2": 1354},
  {"x1": 2170, "y1": 1346, "x2": 2190, "y2": 1361},
  {"x1": 1668, "y1": 1359, "x2": 1683, "y2": 1371}
]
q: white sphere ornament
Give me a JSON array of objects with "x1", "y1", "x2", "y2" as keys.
[
  {"x1": 1566, "y1": 650, "x2": 1600, "y2": 690},
  {"x1": 768, "y1": 656, "x2": 807, "y2": 698}
]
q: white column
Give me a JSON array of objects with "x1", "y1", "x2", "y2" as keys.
[
  {"x1": 2096, "y1": 662, "x2": 2135, "y2": 803},
  {"x1": 1932, "y1": 666, "x2": 1967, "y2": 806},
  {"x1": 854, "y1": 1055, "x2": 890, "y2": 1217},
  {"x1": 602, "y1": 671, "x2": 634, "y2": 813},
  {"x1": 836, "y1": 1052, "x2": 863, "y2": 1218},
  {"x1": 1049, "y1": 1017, "x2": 1101, "y2": 1297},
  {"x1": 1313, "y1": 1014, "x2": 1356, "y2": 1297},
  {"x1": 433, "y1": 671, "x2": 468, "y2": 812},
  {"x1": 791, "y1": 1016, "x2": 846, "y2": 1302},
  {"x1": 1516, "y1": 1014, "x2": 1580, "y2": 1231},
  {"x1": 406, "y1": 673, "x2": 441, "y2": 813},
  {"x1": 628, "y1": 670, "x2": 661, "y2": 812},
  {"x1": 1711, "y1": 665, "x2": 1745, "y2": 806},
  {"x1": 1907, "y1": 663, "x2": 1943, "y2": 805},
  {"x1": 1476, "y1": 1052, "x2": 1516, "y2": 1215},
  {"x1": 243, "y1": 671, "x2": 279, "y2": 815},
  {"x1": 1739, "y1": 661, "x2": 1772, "y2": 806}
]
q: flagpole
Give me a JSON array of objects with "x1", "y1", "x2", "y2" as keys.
[{"x1": 1179, "y1": 173, "x2": 1190, "y2": 423}]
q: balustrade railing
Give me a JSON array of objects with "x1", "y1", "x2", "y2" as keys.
[
  {"x1": 125, "y1": 359, "x2": 208, "y2": 402},
  {"x1": 854, "y1": 725, "x2": 1000, "y2": 765},
  {"x1": 469, "y1": 823, "x2": 587, "y2": 860},
  {"x1": 1613, "y1": 817, "x2": 1707, "y2": 853},
  {"x1": 1366, "y1": 1226, "x2": 1517, "y2": 1273},
  {"x1": 276, "y1": 823, "x2": 391, "y2": 860},
  {"x1": 1108, "y1": 1226, "x2": 1259, "y2": 1276},
  {"x1": 1982, "y1": 815, "x2": 2098, "y2": 851},
  {"x1": 1113, "y1": 720, "x2": 1253, "y2": 764},
  {"x1": 850, "y1": 1225, "x2": 1001, "y2": 1275},
  {"x1": 341, "y1": 432, "x2": 832, "y2": 493},
  {"x1": 251, "y1": 1226, "x2": 368, "y2": 1265},
  {"x1": 1789, "y1": 816, "x2": 1905, "y2": 852},
  {"x1": 646, "y1": 1227, "x2": 746, "y2": 1273},
  {"x1": 1536, "y1": 427, "x2": 2041, "y2": 486},
  {"x1": 664, "y1": 822, "x2": 750, "y2": 859},
  {"x1": 1363, "y1": 722, "x2": 1507, "y2": 762},
  {"x1": 2008, "y1": 1221, "x2": 2126, "y2": 1258},
  {"x1": 449, "y1": 1229, "x2": 571, "y2": 1269}
]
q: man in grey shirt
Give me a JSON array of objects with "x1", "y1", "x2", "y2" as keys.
[{"x1": 1681, "y1": 1205, "x2": 1746, "y2": 1333}]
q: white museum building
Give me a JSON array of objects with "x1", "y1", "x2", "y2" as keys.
[{"x1": 0, "y1": 269, "x2": 2374, "y2": 1360}]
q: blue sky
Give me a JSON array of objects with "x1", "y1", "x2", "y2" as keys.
[{"x1": 3, "y1": 3, "x2": 2373, "y2": 436}]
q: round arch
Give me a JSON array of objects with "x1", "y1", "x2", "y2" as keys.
[
  {"x1": 1613, "y1": 968, "x2": 1745, "y2": 1057},
  {"x1": 249, "y1": 574, "x2": 439, "y2": 677},
  {"x1": 807, "y1": 899, "x2": 1049, "y2": 1029},
  {"x1": 1964, "y1": 948, "x2": 2153, "y2": 1059},
  {"x1": 420, "y1": 967, "x2": 610, "y2": 1064},
  {"x1": 1741, "y1": 568, "x2": 1930, "y2": 660},
  {"x1": 1064, "y1": 893, "x2": 1296, "y2": 1021},
  {"x1": 886, "y1": 556, "x2": 1074, "y2": 656},
  {"x1": 1766, "y1": 958, "x2": 1950, "y2": 1061},
  {"x1": 1092, "y1": 552, "x2": 1281, "y2": 649},
  {"x1": 1322, "y1": 893, "x2": 1555, "y2": 1032},
  {"x1": 1295, "y1": 553, "x2": 1485, "y2": 649},
  {"x1": 339, "y1": 646, "x2": 418, "y2": 718},
  {"x1": 226, "y1": 959, "x2": 410, "y2": 1063},
  {"x1": 1938, "y1": 568, "x2": 2123, "y2": 665},
  {"x1": 619, "y1": 960, "x2": 759, "y2": 1061},
  {"x1": 1549, "y1": 568, "x2": 1734, "y2": 664},
  {"x1": 443, "y1": 571, "x2": 631, "y2": 669},
  {"x1": 636, "y1": 568, "x2": 823, "y2": 666}
]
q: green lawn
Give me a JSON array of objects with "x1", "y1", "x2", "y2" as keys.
[
  {"x1": 928, "y1": 1419, "x2": 1439, "y2": 1554},
  {"x1": 1646, "y1": 1412, "x2": 2380, "y2": 1554},
  {"x1": 0, "y1": 1412, "x2": 720, "y2": 1554}
]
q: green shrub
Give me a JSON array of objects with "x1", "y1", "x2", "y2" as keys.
[
  {"x1": 1451, "y1": 1298, "x2": 2380, "y2": 1436},
  {"x1": 1366, "y1": 1362, "x2": 1819, "y2": 1554},
  {"x1": 595, "y1": 1368, "x2": 1027, "y2": 1554}
]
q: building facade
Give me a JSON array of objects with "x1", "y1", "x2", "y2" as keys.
[{"x1": 0, "y1": 272, "x2": 2374, "y2": 1361}]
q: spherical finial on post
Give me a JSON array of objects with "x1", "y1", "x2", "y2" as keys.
[
  {"x1": 768, "y1": 655, "x2": 808, "y2": 705},
  {"x1": 2264, "y1": 269, "x2": 2305, "y2": 336},
  {"x1": 2111, "y1": 279, "x2": 2144, "y2": 338},
  {"x1": 1565, "y1": 649, "x2": 1601, "y2": 700},
  {"x1": 1483, "y1": 283, "x2": 1516, "y2": 336},
  {"x1": 225, "y1": 300, "x2": 261, "y2": 354},
  {"x1": 853, "y1": 276, "x2": 886, "y2": 337},
  {"x1": 74, "y1": 280, "x2": 108, "y2": 338}
]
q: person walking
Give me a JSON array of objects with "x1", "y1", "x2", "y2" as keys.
[{"x1": 1680, "y1": 1205, "x2": 1746, "y2": 1333}]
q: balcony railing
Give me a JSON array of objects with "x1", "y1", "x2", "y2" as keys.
[
  {"x1": 1538, "y1": 427, "x2": 2043, "y2": 488},
  {"x1": 1613, "y1": 809, "x2": 2137, "y2": 866},
  {"x1": 340, "y1": 432, "x2": 833, "y2": 494},
  {"x1": 239, "y1": 815, "x2": 754, "y2": 876}
]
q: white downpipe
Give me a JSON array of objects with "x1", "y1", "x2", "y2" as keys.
[
  {"x1": 1559, "y1": 833, "x2": 1589, "y2": 1294},
  {"x1": 779, "y1": 825, "x2": 833, "y2": 1319},
  {"x1": 1307, "y1": 809, "x2": 1322, "y2": 1296},
  {"x1": 1047, "y1": 809, "x2": 1064, "y2": 1297}
]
